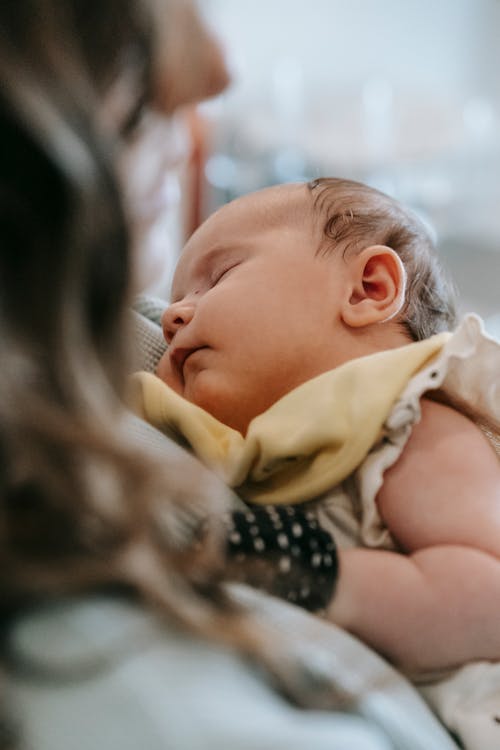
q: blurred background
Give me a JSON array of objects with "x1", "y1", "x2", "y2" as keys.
[{"x1": 135, "y1": 0, "x2": 500, "y2": 338}]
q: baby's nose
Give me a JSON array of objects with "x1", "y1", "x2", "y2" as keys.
[{"x1": 161, "y1": 301, "x2": 195, "y2": 344}]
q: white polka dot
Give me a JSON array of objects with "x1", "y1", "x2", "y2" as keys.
[
  {"x1": 245, "y1": 512, "x2": 255, "y2": 522},
  {"x1": 277, "y1": 533, "x2": 289, "y2": 549},
  {"x1": 324, "y1": 554, "x2": 333, "y2": 566},
  {"x1": 309, "y1": 539, "x2": 318, "y2": 550},
  {"x1": 249, "y1": 525, "x2": 259, "y2": 536},
  {"x1": 291, "y1": 545, "x2": 301, "y2": 557},
  {"x1": 292, "y1": 523, "x2": 303, "y2": 538},
  {"x1": 279, "y1": 556, "x2": 291, "y2": 573},
  {"x1": 253, "y1": 537, "x2": 265, "y2": 551},
  {"x1": 300, "y1": 586, "x2": 310, "y2": 599},
  {"x1": 311, "y1": 553, "x2": 322, "y2": 568},
  {"x1": 273, "y1": 520, "x2": 283, "y2": 530},
  {"x1": 229, "y1": 531, "x2": 241, "y2": 544}
]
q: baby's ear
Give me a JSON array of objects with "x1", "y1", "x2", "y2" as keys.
[{"x1": 341, "y1": 245, "x2": 406, "y2": 328}]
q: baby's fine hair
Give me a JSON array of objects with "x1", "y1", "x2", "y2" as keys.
[{"x1": 308, "y1": 177, "x2": 457, "y2": 340}]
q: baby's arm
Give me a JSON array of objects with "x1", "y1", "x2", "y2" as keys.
[{"x1": 327, "y1": 399, "x2": 500, "y2": 672}]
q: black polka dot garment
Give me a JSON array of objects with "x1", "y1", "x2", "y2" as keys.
[{"x1": 225, "y1": 505, "x2": 338, "y2": 612}]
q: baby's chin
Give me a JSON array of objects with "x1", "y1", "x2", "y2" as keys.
[
  {"x1": 183, "y1": 377, "x2": 251, "y2": 435},
  {"x1": 186, "y1": 371, "x2": 301, "y2": 435},
  {"x1": 193, "y1": 394, "x2": 248, "y2": 434}
]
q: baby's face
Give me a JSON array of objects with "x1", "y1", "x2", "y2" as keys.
[{"x1": 157, "y1": 184, "x2": 349, "y2": 434}]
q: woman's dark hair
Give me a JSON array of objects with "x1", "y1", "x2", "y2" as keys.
[
  {"x1": 308, "y1": 177, "x2": 457, "y2": 340},
  {"x1": 0, "y1": 0, "x2": 256, "y2": 685},
  {"x1": 0, "y1": 0, "x2": 150, "y2": 604}
]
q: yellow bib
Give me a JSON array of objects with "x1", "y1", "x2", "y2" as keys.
[{"x1": 129, "y1": 334, "x2": 449, "y2": 505}]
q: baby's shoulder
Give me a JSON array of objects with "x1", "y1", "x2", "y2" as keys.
[
  {"x1": 416, "y1": 398, "x2": 496, "y2": 460},
  {"x1": 383, "y1": 394, "x2": 497, "y2": 485},
  {"x1": 378, "y1": 397, "x2": 500, "y2": 554}
]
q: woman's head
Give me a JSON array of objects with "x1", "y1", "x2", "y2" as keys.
[
  {"x1": 0, "y1": 0, "x2": 229, "y2": 383},
  {"x1": 0, "y1": 0, "x2": 232, "y2": 619}
]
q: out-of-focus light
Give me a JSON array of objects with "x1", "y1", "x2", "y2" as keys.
[
  {"x1": 485, "y1": 313, "x2": 500, "y2": 341},
  {"x1": 361, "y1": 77, "x2": 395, "y2": 160},
  {"x1": 272, "y1": 147, "x2": 307, "y2": 182},
  {"x1": 463, "y1": 97, "x2": 496, "y2": 141},
  {"x1": 205, "y1": 153, "x2": 239, "y2": 188}
]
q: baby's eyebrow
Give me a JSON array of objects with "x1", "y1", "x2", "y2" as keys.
[
  {"x1": 196, "y1": 244, "x2": 225, "y2": 267},
  {"x1": 194, "y1": 242, "x2": 248, "y2": 277},
  {"x1": 200, "y1": 243, "x2": 243, "y2": 267}
]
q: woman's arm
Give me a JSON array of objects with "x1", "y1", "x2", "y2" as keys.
[{"x1": 225, "y1": 505, "x2": 338, "y2": 612}]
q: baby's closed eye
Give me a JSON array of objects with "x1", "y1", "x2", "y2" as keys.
[{"x1": 210, "y1": 261, "x2": 241, "y2": 287}]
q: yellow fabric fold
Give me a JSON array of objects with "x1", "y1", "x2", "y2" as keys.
[{"x1": 129, "y1": 332, "x2": 450, "y2": 505}]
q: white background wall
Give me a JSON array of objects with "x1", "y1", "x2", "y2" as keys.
[
  {"x1": 206, "y1": 0, "x2": 499, "y2": 100},
  {"x1": 200, "y1": 0, "x2": 500, "y2": 333}
]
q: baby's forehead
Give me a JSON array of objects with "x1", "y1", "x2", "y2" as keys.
[
  {"x1": 177, "y1": 183, "x2": 314, "y2": 271},
  {"x1": 231, "y1": 183, "x2": 313, "y2": 227}
]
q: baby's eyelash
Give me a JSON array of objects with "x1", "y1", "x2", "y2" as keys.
[{"x1": 210, "y1": 262, "x2": 239, "y2": 286}]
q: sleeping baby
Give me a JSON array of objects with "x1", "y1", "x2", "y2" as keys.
[{"x1": 131, "y1": 178, "x2": 500, "y2": 749}]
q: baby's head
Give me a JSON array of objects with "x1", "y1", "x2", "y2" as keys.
[
  {"x1": 307, "y1": 178, "x2": 457, "y2": 340},
  {"x1": 157, "y1": 178, "x2": 456, "y2": 433}
]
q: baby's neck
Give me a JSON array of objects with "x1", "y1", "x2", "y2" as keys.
[{"x1": 325, "y1": 321, "x2": 413, "y2": 373}]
